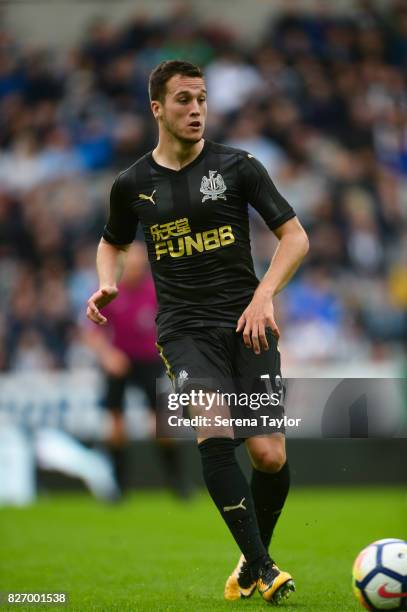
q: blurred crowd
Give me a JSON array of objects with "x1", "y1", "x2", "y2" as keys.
[{"x1": 1, "y1": 0, "x2": 407, "y2": 370}]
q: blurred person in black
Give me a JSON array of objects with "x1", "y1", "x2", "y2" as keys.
[
  {"x1": 86, "y1": 59, "x2": 308, "y2": 604},
  {"x1": 84, "y1": 241, "x2": 191, "y2": 498}
]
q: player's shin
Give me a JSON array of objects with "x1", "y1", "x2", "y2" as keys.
[
  {"x1": 198, "y1": 437, "x2": 268, "y2": 575},
  {"x1": 250, "y1": 461, "x2": 290, "y2": 550}
]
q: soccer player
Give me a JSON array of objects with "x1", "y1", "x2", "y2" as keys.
[{"x1": 86, "y1": 60, "x2": 309, "y2": 605}]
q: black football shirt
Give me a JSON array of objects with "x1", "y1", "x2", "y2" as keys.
[{"x1": 102, "y1": 140, "x2": 296, "y2": 340}]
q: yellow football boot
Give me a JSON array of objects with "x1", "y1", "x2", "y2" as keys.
[
  {"x1": 257, "y1": 560, "x2": 295, "y2": 605},
  {"x1": 224, "y1": 555, "x2": 256, "y2": 600}
]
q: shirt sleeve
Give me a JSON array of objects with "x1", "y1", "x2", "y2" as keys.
[
  {"x1": 239, "y1": 153, "x2": 296, "y2": 230},
  {"x1": 102, "y1": 173, "x2": 138, "y2": 245}
]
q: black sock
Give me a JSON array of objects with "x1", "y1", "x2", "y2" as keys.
[
  {"x1": 251, "y1": 462, "x2": 290, "y2": 551},
  {"x1": 199, "y1": 438, "x2": 268, "y2": 573}
]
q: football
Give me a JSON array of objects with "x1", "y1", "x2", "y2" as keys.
[{"x1": 352, "y1": 539, "x2": 407, "y2": 610}]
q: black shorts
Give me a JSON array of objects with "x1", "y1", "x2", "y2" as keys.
[
  {"x1": 157, "y1": 328, "x2": 285, "y2": 436},
  {"x1": 103, "y1": 360, "x2": 164, "y2": 413}
]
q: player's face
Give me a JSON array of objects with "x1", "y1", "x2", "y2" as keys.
[{"x1": 155, "y1": 75, "x2": 207, "y2": 143}]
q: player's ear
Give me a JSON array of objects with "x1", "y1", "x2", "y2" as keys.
[{"x1": 151, "y1": 100, "x2": 162, "y2": 120}]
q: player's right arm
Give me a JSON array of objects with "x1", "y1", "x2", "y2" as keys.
[
  {"x1": 87, "y1": 173, "x2": 138, "y2": 325},
  {"x1": 86, "y1": 239, "x2": 131, "y2": 325}
]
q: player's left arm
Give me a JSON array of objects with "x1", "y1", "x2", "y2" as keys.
[
  {"x1": 237, "y1": 153, "x2": 309, "y2": 354},
  {"x1": 236, "y1": 216, "x2": 309, "y2": 353}
]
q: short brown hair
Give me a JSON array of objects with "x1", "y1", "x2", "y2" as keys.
[{"x1": 148, "y1": 60, "x2": 204, "y2": 102}]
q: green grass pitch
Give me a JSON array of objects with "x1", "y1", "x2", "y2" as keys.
[{"x1": 0, "y1": 486, "x2": 406, "y2": 611}]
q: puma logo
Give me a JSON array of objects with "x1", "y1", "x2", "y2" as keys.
[
  {"x1": 139, "y1": 190, "x2": 156, "y2": 205},
  {"x1": 223, "y1": 497, "x2": 246, "y2": 512}
]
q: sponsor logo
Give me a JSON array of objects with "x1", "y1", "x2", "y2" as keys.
[
  {"x1": 200, "y1": 170, "x2": 227, "y2": 202},
  {"x1": 139, "y1": 190, "x2": 156, "y2": 205},
  {"x1": 150, "y1": 217, "x2": 235, "y2": 260},
  {"x1": 378, "y1": 585, "x2": 407, "y2": 599},
  {"x1": 223, "y1": 497, "x2": 247, "y2": 512}
]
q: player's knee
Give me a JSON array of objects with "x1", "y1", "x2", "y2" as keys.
[{"x1": 252, "y1": 448, "x2": 286, "y2": 473}]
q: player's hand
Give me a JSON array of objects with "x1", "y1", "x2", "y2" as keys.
[
  {"x1": 236, "y1": 290, "x2": 280, "y2": 354},
  {"x1": 86, "y1": 285, "x2": 118, "y2": 325}
]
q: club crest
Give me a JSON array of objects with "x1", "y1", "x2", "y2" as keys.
[
  {"x1": 177, "y1": 369, "x2": 189, "y2": 389},
  {"x1": 200, "y1": 170, "x2": 227, "y2": 202}
]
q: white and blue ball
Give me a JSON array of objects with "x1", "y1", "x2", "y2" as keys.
[{"x1": 352, "y1": 539, "x2": 407, "y2": 611}]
